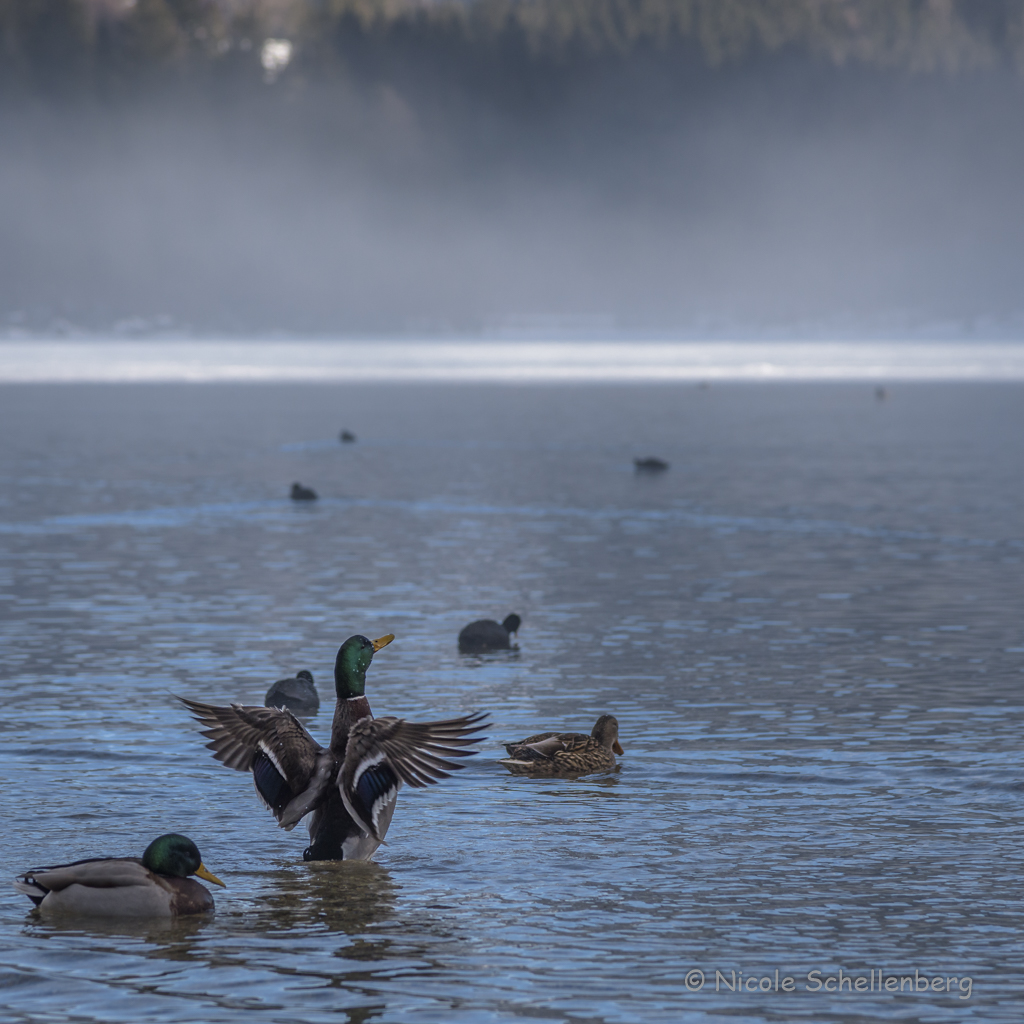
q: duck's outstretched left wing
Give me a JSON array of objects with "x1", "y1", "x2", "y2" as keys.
[
  {"x1": 338, "y1": 712, "x2": 488, "y2": 841},
  {"x1": 178, "y1": 697, "x2": 336, "y2": 830}
]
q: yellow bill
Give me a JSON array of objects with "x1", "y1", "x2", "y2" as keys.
[
  {"x1": 195, "y1": 863, "x2": 227, "y2": 887},
  {"x1": 613, "y1": 740, "x2": 625, "y2": 755},
  {"x1": 372, "y1": 634, "x2": 395, "y2": 652}
]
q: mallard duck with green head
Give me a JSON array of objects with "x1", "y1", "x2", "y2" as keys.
[
  {"x1": 180, "y1": 634, "x2": 487, "y2": 861},
  {"x1": 13, "y1": 833, "x2": 225, "y2": 917},
  {"x1": 499, "y1": 714, "x2": 624, "y2": 775}
]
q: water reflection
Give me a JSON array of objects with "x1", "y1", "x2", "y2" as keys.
[
  {"x1": 22, "y1": 914, "x2": 212, "y2": 948},
  {"x1": 457, "y1": 649, "x2": 521, "y2": 664},
  {"x1": 255, "y1": 861, "x2": 398, "y2": 937},
  {"x1": 498, "y1": 768, "x2": 623, "y2": 790}
]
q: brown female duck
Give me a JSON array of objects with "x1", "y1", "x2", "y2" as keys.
[{"x1": 499, "y1": 714, "x2": 623, "y2": 775}]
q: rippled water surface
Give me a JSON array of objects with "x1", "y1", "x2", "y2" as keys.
[{"x1": 1, "y1": 381, "x2": 1022, "y2": 1023}]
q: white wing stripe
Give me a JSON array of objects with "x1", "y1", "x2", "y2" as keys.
[
  {"x1": 371, "y1": 787, "x2": 398, "y2": 833},
  {"x1": 350, "y1": 749, "x2": 386, "y2": 789},
  {"x1": 256, "y1": 739, "x2": 288, "y2": 779}
]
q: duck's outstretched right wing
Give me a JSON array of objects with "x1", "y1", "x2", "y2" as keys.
[
  {"x1": 338, "y1": 712, "x2": 488, "y2": 841},
  {"x1": 178, "y1": 697, "x2": 337, "y2": 830}
]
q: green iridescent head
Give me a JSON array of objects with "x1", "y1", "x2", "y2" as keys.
[
  {"x1": 334, "y1": 633, "x2": 394, "y2": 699},
  {"x1": 142, "y1": 834, "x2": 225, "y2": 886}
]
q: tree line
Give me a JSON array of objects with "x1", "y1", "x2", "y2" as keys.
[{"x1": 3, "y1": 0, "x2": 1024, "y2": 97}]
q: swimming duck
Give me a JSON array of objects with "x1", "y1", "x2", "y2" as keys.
[
  {"x1": 13, "y1": 833, "x2": 225, "y2": 917},
  {"x1": 458, "y1": 614, "x2": 521, "y2": 654},
  {"x1": 181, "y1": 634, "x2": 487, "y2": 861},
  {"x1": 499, "y1": 714, "x2": 623, "y2": 775},
  {"x1": 265, "y1": 669, "x2": 319, "y2": 715},
  {"x1": 291, "y1": 482, "x2": 318, "y2": 501},
  {"x1": 634, "y1": 457, "x2": 669, "y2": 472}
]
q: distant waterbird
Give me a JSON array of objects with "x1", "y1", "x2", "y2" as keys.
[
  {"x1": 634, "y1": 457, "x2": 669, "y2": 472},
  {"x1": 266, "y1": 669, "x2": 319, "y2": 715},
  {"x1": 13, "y1": 834, "x2": 225, "y2": 917},
  {"x1": 339, "y1": 430, "x2": 357, "y2": 442},
  {"x1": 180, "y1": 633, "x2": 487, "y2": 861},
  {"x1": 500, "y1": 714, "x2": 624, "y2": 776},
  {"x1": 458, "y1": 613, "x2": 521, "y2": 653},
  {"x1": 291, "y1": 482, "x2": 318, "y2": 501}
]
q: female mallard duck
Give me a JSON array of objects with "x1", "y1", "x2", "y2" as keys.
[
  {"x1": 499, "y1": 714, "x2": 623, "y2": 775},
  {"x1": 265, "y1": 669, "x2": 319, "y2": 715},
  {"x1": 180, "y1": 634, "x2": 487, "y2": 862},
  {"x1": 458, "y1": 613, "x2": 521, "y2": 653},
  {"x1": 13, "y1": 833, "x2": 225, "y2": 917}
]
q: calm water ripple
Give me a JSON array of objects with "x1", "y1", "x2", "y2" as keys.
[{"x1": 1, "y1": 382, "x2": 1022, "y2": 1023}]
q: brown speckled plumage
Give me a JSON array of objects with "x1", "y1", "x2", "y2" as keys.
[{"x1": 499, "y1": 714, "x2": 623, "y2": 775}]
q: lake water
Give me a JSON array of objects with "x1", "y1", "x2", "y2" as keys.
[{"x1": 1, "y1": 379, "x2": 1022, "y2": 1023}]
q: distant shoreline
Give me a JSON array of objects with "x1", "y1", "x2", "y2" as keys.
[{"x1": 3, "y1": 340, "x2": 1024, "y2": 382}]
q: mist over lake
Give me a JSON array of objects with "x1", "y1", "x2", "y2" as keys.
[{"x1": 3, "y1": 0, "x2": 1024, "y2": 336}]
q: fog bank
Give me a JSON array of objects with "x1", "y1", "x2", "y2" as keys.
[{"x1": 3, "y1": 35, "x2": 1024, "y2": 336}]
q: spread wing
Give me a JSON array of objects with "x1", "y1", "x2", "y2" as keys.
[
  {"x1": 178, "y1": 697, "x2": 336, "y2": 830},
  {"x1": 339, "y1": 712, "x2": 488, "y2": 841}
]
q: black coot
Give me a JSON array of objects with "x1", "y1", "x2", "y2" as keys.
[
  {"x1": 265, "y1": 670, "x2": 319, "y2": 714},
  {"x1": 458, "y1": 614, "x2": 521, "y2": 654}
]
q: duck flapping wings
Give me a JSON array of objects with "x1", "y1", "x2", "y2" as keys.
[
  {"x1": 340, "y1": 713, "x2": 488, "y2": 840},
  {"x1": 179, "y1": 697, "x2": 486, "y2": 837}
]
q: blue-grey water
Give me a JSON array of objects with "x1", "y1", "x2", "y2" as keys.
[{"x1": 0, "y1": 381, "x2": 1022, "y2": 1023}]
